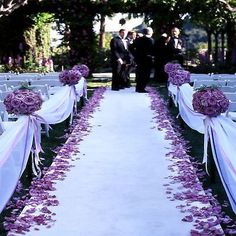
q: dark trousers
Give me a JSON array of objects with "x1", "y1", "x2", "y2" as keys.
[
  {"x1": 135, "y1": 64, "x2": 151, "y2": 91},
  {"x1": 154, "y1": 62, "x2": 168, "y2": 83},
  {"x1": 111, "y1": 62, "x2": 129, "y2": 90},
  {"x1": 111, "y1": 62, "x2": 122, "y2": 90}
]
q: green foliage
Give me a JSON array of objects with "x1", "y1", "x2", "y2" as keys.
[
  {"x1": 93, "y1": 48, "x2": 111, "y2": 72},
  {"x1": 0, "y1": 0, "x2": 236, "y2": 71},
  {"x1": 23, "y1": 12, "x2": 54, "y2": 66}
]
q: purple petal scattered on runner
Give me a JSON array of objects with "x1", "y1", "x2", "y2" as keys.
[
  {"x1": 147, "y1": 86, "x2": 234, "y2": 235},
  {"x1": 3, "y1": 87, "x2": 106, "y2": 235}
]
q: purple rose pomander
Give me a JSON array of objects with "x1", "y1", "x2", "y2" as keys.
[
  {"x1": 72, "y1": 64, "x2": 89, "y2": 77},
  {"x1": 164, "y1": 62, "x2": 182, "y2": 73},
  {"x1": 168, "y1": 70, "x2": 190, "y2": 86},
  {"x1": 59, "y1": 69, "x2": 82, "y2": 86},
  {"x1": 4, "y1": 89, "x2": 43, "y2": 115},
  {"x1": 192, "y1": 87, "x2": 229, "y2": 117}
]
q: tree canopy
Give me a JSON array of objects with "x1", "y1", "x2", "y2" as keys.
[{"x1": 0, "y1": 0, "x2": 235, "y2": 70}]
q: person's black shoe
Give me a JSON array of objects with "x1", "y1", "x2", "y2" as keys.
[
  {"x1": 136, "y1": 89, "x2": 148, "y2": 93},
  {"x1": 112, "y1": 87, "x2": 119, "y2": 91}
]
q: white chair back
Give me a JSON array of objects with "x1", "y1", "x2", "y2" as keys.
[
  {"x1": 0, "y1": 101, "x2": 8, "y2": 121},
  {"x1": 219, "y1": 86, "x2": 236, "y2": 93},
  {"x1": 0, "y1": 91, "x2": 11, "y2": 101},
  {"x1": 224, "y1": 92, "x2": 236, "y2": 102},
  {"x1": 193, "y1": 80, "x2": 227, "y2": 89},
  {"x1": 226, "y1": 80, "x2": 236, "y2": 87},
  {"x1": 226, "y1": 101, "x2": 236, "y2": 119},
  {"x1": 29, "y1": 85, "x2": 50, "y2": 100},
  {"x1": 0, "y1": 84, "x2": 8, "y2": 92}
]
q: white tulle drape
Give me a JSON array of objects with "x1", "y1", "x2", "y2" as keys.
[
  {"x1": 0, "y1": 78, "x2": 86, "y2": 213},
  {"x1": 168, "y1": 82, "x2": 236, "y2": 213}
]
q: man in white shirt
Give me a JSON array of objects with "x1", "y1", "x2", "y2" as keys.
[{"x1": 167, "y1": 27, "x2": 184, "y2": 65}]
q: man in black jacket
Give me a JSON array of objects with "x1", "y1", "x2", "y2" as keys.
[
  {"x1": 167, "y1": 27, "x2": 184, "y2": 66},
  {"x1": 134, "y1": 27, "x2": 154, "y2": 93},
  {"x1": 110, "y1": 29, "x2": 132, "y2": 90}
]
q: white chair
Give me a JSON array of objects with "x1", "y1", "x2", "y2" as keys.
[
  {"x1": 0, "y1": 80, "x2": 28, "y2": 89},
  {"x1": 219, "y1": 86, "x2": 236, "y2": 93},
  {"x1": 0, "y1": 101, "x2": 9, "y2": 121},
  {"x1": 0, "y1": 91, "x2": 11, "y2": 101},
  {"x1": 226, "y1": 101, "x2": 236, "y2": 121},
  {"x1": 29, "y1": 85, "x2": 50, "y2": 100},
  {"x1": 224, "y1": 92, "x2": 236, "y2": 102},
  {"x1": 190, "y1": 74, "x2": 211, "y2": 82},
  {"x1": 226, "y1": 80, "x2": 236, "y2": 87},
  {"x1": 193, "y1": 80, "x2": 227, "y2": 89},
  {"x1": 29, "y1": 80, "x2": 62, "y2": 95},
  {"x1": 0, "y1": 84, "x2": 8, "y2": 92}
]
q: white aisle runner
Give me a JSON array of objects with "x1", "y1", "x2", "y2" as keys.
[{"x1": 26, "y1": 87, "x2": 202, "y2": 236}]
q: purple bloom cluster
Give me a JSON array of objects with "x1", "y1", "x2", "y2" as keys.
[
  {"x1": 4, "y1": 89, "x2": 43, "y2": 115},
  {"x1": 72, "y1": 64, "x2": 89, "y2": 77},
  {"x1": 59, "y1": 69, "x2": 82, "y2": 86},
  {"x1": 164, "y1": 62, "x2": 182, "y2": 73},
  {"x1": 147, "y1": 87, "x2": 234, "y2": 235},
  {"x1": 4, "y1": 87, "x2": 106, "y2": 235},
  {"x1": 168, "y1": 70, "x2": 191, "y2": 86},
  {"x1": 192, "y1": 87, "x2": 229, "y2": 117}
]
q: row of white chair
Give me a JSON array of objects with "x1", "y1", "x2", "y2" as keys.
[
  {"x1": 0, "y1": 74, "x2": 60, "y2": 82},
  {"x1": 0, "y1": 79, "x2": 62, "y2": 95},
  {"x1": 190, "y1": 74, "x2": 236, "y2": 82},
  {"x1": 0, "y1": 84, "x2": 51, "y2": 102},
  {"x1": 193, "y1": 80, "x2": 236, "y2": 89}
]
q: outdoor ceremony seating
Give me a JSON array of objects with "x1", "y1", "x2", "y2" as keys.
[
  {"x1": 168, "y1": 73, "x2": 236, "y2": 213},
  {"x1": 0, "y1": 84, "x2": 7, "y2": 91},
  {"x1": 190, "y1": 73, "x2": 211, "y2": 82},
  {"x1": 0, "y1": 101, "x2": 8, "y2": 121},
  {"x1": 29, "y1": 79, "x2": 63, "y2": 95},
  {"x1": 0, "y1": 77, "x2": 87, "y2": 213},
  {"x1": 226, "y1": 101, "x2": 236, "y2": 121},
  {"x1": 0, "y1": 79, "x2": 27, "y2": 88},
  {"x1": 218, "y1": 85, "x2": 236, "y2": 93},
  {"x1": 193, "y1": 79, "x2": 227, "y2": 89},
  {"x1": 28, "y1": 84, "x2": 51, "y2": 100},
  {"x1": 0, "y1": 90, "x2": 11, "y2": 101},
  {"x1": 226, "y1": 80, "x2": 236, "y2": 87},
  {"x1": 223, "y1": 92, "x2": 236, "y2": 102}
]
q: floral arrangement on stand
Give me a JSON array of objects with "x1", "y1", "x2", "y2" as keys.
[
  {"x1": 72, "y1": 64, "x2": 90, "y2": 78},
  {"x1": 3, "y1": 87, "x2": 106, "y2": 235},
  {"x1": 59, "y1": 69, "x2": 82, "y2": 86},
  {"x1": 168, "y1": 70, "x2": 191, "y2": 87},
  {"x1": 147, "y1": 87, "x2": 233, "y2": 235},
  {"x1": 192, "y1": 86, "x2": 229, "y2": 117},
  {"x1": 164, "y1": 62, "x2": 182, "y2": 74},
  {"x1": 3, "y1": 89, "x2": 43, "y2": 115}
]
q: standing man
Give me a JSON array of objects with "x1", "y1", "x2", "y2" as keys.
[
  {"x1": 110, "y1": 29, "x2": 131, "y2": 90},
  {"x1": 167, "y1": 26, "x2": 184, "y2": 66},
  {"x1": 154, "y1": 33, "x2": 171, "y2": 84},
  {"x1": 134, "y1": 27, "x2": 154, "y2": 93},
  {"x1": 126, "y1": 30, "x2": 136, "y2": 87}
]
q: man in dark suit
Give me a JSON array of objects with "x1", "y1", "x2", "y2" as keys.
[
  {"x1": 167, "y1": 27, "x2": 184, "y2": 66},
  {"x1": 154, "y1": 33, "x2": 171, "y2": 84},
  {"x1": 134, "y1": 27, "x2": 154, "y2": 93},
  {"x1": 126, "y1": 31, "x2": 136, "y2": 87},
  {"x1": 110, "y1": 29, "x2": 132, "y2": 90}
]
